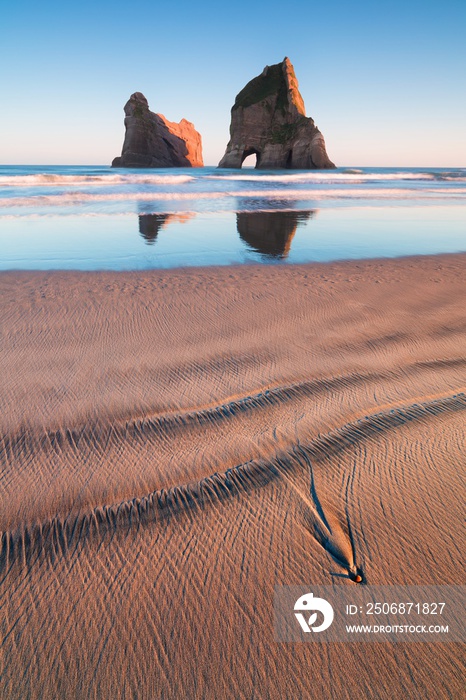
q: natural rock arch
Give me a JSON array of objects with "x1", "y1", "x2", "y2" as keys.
[
  {"x1": 241, "y1": 148, "x2": 261, "y2": 168},
  {"x1": 218, "y1": 58, "x2": 335, "y2": 170}
]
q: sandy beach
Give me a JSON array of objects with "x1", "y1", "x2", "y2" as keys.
[{"x1": 0, "y1": 253, "x2": 465, "y2": 699}]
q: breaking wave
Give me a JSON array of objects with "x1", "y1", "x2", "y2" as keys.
[
  {"x1": 207, "y1": 171, "x2": 466, "y2": 183},
  {"x1": 1, "y1": 187, "x2": 466, "y2": 209},
  {"x1": 1, "y1": 167, "x2": 465, "y2": 221},
  {"x1": 2, "y1": 170, "x2": 465, "y2": 192},
  {"x1": 0, "y1": 173, "x2": 195, "y2": 187}
]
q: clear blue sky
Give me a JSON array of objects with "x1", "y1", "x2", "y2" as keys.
[{"x1": 1, "y1": 0, "x2": 465, "y2": 166}]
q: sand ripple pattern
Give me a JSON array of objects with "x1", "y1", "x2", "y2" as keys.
[
  {"x1": 1, "y1": 386, "x2": 465, "y2": 572},
  {"x1": 1, "y1": 256, "x2": 465, "y2": 699}
]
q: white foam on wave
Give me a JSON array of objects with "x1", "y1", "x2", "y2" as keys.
[
  {"x1": 0, "y1": 174, "x2": 195, "y2": 187},
  {"x1": 2, "y1": 186, "x2": 466, "y2": 210},
  {"x1": 2, "y1": 170, "x2": 465, "y2": 191},
  {"x1": 206, "y1": 171, "x2": 442, "y2": 183},
  {"x1": 437, "y1": 173, "x2": 466, "y2": 181}
]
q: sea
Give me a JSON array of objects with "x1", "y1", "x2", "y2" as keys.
[{"x1": 0, "y1": 165, "x2": 465, "y2": 270}]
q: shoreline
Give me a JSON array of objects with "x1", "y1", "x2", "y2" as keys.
[{"x1": 1, "y1": 246, "x2": 465, "y2": 275}]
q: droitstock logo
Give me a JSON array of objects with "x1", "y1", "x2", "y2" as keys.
[
  {"x1": 276, "y1": 586, "x2": 465, "y2": 642},
  {"x1": 294, "y1": 592, "x2": 334, "y2": 633}
]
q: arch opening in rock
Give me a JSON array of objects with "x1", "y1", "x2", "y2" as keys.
[{"x1": 241, "y1": 148, "x2": 261, "y2": 168}]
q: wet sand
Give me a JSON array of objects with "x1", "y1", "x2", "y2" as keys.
[{"x1": 1, "y1": 254, "x2": 465, "y2": 699}]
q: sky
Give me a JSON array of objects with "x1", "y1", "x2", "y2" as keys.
[{"x1": 1, "y1": 0, "x2": 465, "y2": 166}]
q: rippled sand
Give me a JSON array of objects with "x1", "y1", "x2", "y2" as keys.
[{"x1": 1, "y1": 255, "x2": 465, "y2": 699}]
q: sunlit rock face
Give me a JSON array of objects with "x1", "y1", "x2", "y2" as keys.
[
  {"x1": 218, "y1": 58, "x2": 335, "y2": 170},
  {"x1": 112, "y1": 92, "x2": 203, "y2": 168}
]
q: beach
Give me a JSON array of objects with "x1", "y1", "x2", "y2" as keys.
[{"x1": 1, "y1": 253, "x2": 465, "y2": 698}]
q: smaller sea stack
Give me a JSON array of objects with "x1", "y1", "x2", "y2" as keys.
[{"x1": 112, "y1": 92, "x2": 203, "y2": 168}]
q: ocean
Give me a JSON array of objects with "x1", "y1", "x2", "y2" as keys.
[{"x1": 0, "y1": 165, "x2": 465, "y2": 270}]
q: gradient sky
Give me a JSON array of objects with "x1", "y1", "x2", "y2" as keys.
[{"x1": 1, "y1": 0, "x2": 465, "y2": 166}]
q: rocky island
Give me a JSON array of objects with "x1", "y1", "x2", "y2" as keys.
[
  {"x1": 112, "y1": 92, "x2": 203, "y2": 168},
  {"x1": 218, "y1": 57, "x2": 335, "y2": 169}
]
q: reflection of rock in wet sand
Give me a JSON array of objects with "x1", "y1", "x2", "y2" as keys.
[
  {"x1": 139, "y1": 214, "x2": 170, "y2": 244},
  {"x1": 236, "y1": 210, "x2": 315, "y2": 258},
  {"x1": 138, "y1": 213, "x2": 195, "y2": 245}
]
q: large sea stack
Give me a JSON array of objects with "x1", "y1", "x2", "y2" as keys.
[
  {"x1": 218, "y1": 58, "x2": 335, "y2": 169},
  {"x1": 112, "y1": 92, "x2": 203, "y2": 168}
]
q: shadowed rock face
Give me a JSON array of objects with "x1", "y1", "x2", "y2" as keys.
[
  {"x1": 112, "y1": 93, "x2": 203, "y2": 168},
  {"x1": 219, "y1": 58, "x2": 335, "y2": 170}
]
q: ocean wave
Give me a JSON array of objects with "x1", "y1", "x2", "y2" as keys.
[
  {"x1": 430, "y1": 171, "x2": 466, "y2": 181},
  {"x1": 1, "y1": 187, "x2": 466, "y2": 209},
  {"x1": 0, "y1": 173, "x2": 195, "y2": 187},
  {"x1": 206, "y1": 171, "x2": 444, "y2": 183},
  {"x1": 1, "y1": 171, "x2": 465, "y2": 192}
]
